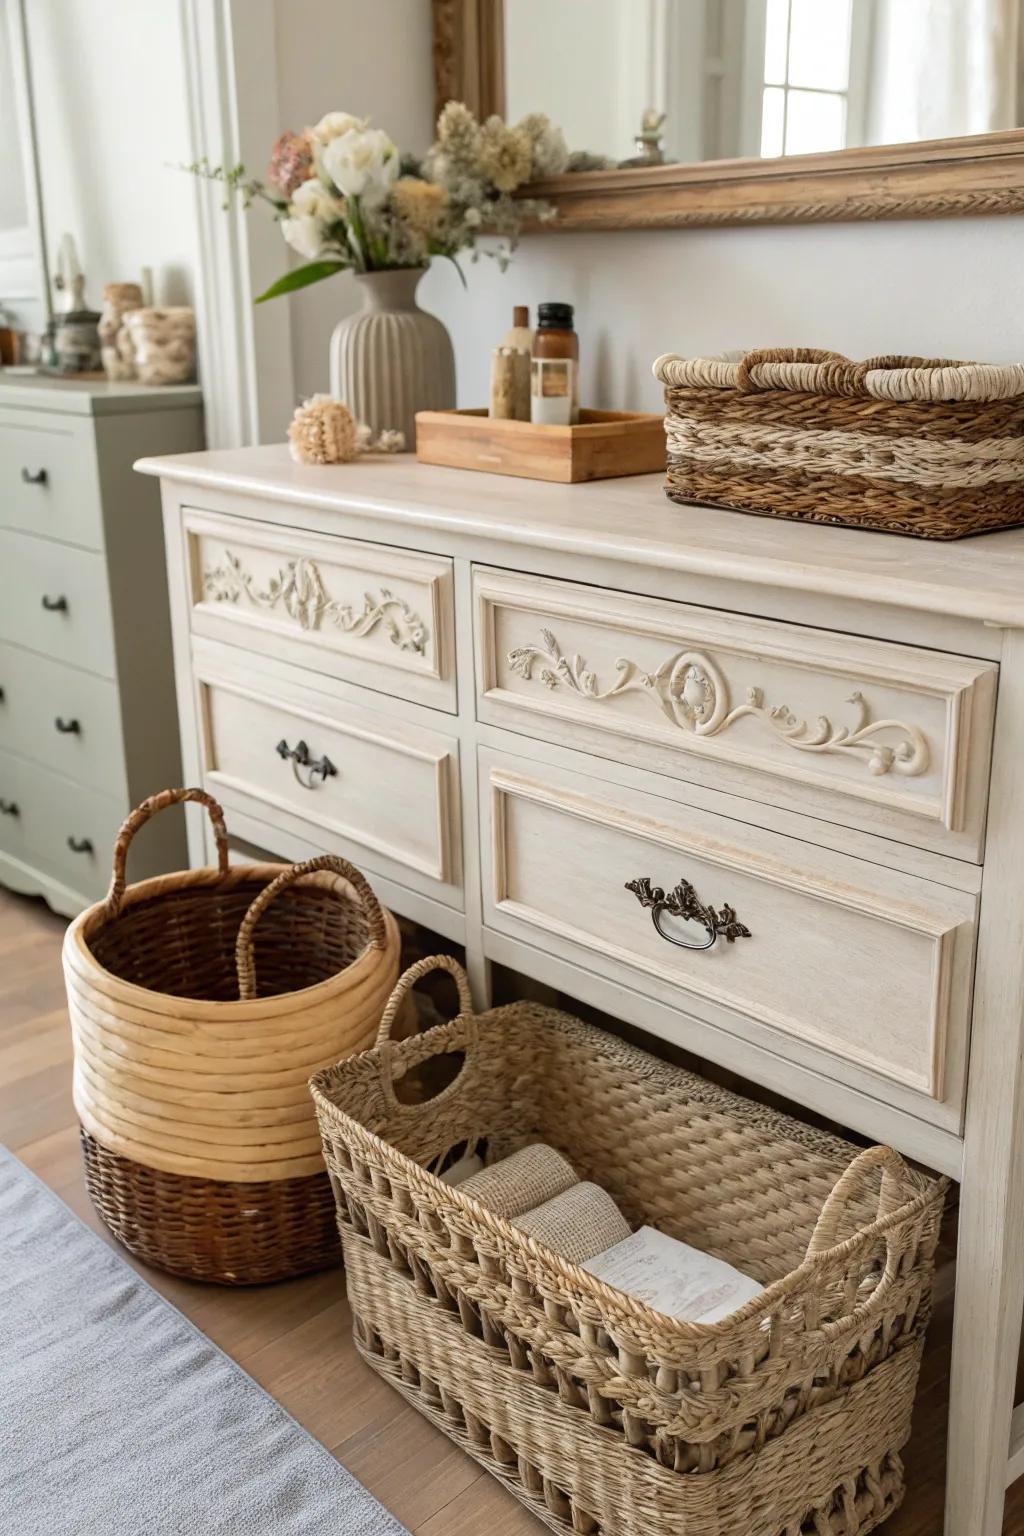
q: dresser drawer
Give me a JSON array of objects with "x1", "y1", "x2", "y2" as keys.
[
  {"x1": 197, "y1": 665, "x2": 462, "y2": 906},
  {"x1": 475, "y1": 567, "x2": 996, "y2": 863},
  {"x1": 0, "y1": 746, "x2": 125, "y2": 903},
  {"x1": 0, "y1": 530, "x2": 115, "y2": 677},
  {"x1": 0, "y1": 644, "x2": 125, "y2": 795},
  {"x1": 480, "y1": 744, "x2": 975, "y2": 1127},
  {"x1": 185, "y1": 509, "x2": 455, "y2": 712},
  {"x1": 0, "y1": 407, "x2": 104, "y2": 550}
]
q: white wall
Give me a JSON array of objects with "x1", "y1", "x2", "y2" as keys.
[
  {"x1": 265, "y1": 8, "x2": 1024, "y2": 418},
  {"x1": 418, "y1": 215, "x2": 1024, "y2": 414},
  {"x1": 273, "y1": 0, "x2": 434, "y2": 400},
  {"x1": 26, "y1": 0, "x2": 197, "y2": 309}
]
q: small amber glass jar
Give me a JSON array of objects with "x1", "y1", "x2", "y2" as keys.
[{"x1": 531, "y1": 302, "x2": 579, "y2": 425}]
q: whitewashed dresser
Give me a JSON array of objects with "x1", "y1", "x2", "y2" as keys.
[
  {"x1": 139, "y1": 444, "x2": 1024, "y2": 1536},
  {"x1": 0, "y1": 376, "x2": 203, "y2": 914}
]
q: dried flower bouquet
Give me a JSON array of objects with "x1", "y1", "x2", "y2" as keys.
[{"x1": 189, "y1": 102, "x2": 573, "y2": 302}]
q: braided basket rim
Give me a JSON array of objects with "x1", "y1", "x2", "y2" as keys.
[
  {"x1": 653, "y1": 348, "x2": 1024, "y2": 402},
  {"x1": 64, "y1": 861, "x2": 396, "y2": 1018}
]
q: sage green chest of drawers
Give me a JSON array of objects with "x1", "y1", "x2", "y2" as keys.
[{"x1": 0, "y1": 376, "x2": 203, "y2": 914}]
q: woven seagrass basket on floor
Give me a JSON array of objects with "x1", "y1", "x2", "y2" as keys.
[
  {"x1": 62, "y1": 787, "x2": 400, "y2": 1285},
  {"x1": 311, "y1": 955, "x2": 948, "y2": 1536},
  {"x1": 654, "y1": 348, "x2": 1024, "y2": 540}
]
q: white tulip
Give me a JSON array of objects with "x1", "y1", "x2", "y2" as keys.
[
  {"x1": 291, "y1": 177, "x2": 344, "y2": 222},
  {"x1": 320, "y1": 127, "x2": 398, "y2": 205},
  {"x1": 313, "y1": 110, "x2": 368, "y2": 144},
  {"x1": 281, "y1": 214, "x2": 328, "y2": 261}
]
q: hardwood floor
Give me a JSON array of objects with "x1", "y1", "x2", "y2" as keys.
[{"x1": 3, "y1": 882, "x2": 1023, "y2": 1536}]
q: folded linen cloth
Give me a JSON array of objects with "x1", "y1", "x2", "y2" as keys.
[
  {"x1": 512, "y1": 1181, "x2": 631, "y2": 1264},
  {"x1": 459, "y1": 1142, "x2": 577, "y2": 1219}
]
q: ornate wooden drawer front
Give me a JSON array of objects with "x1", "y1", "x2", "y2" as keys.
[
  {"x1": 474, "y1": 568, "x2": 996, "y2": 863},
  {"x1": 0, "y1": 530, "x2": 115, "y2": 678},
  {"x1": 197, "y1": 666, "x2": 461, "y2": 905},
  {"x1": 0, "y1": 407, "x2": 104, "y2": 551},
  {"x1": 0, "y1": 745, "x2": 124, "y2": 903},
  {"x1": 0, "y1": 644, "x2": 125, "y2": 797},
  {"x1": 480, "y1": 745, "x2": 976, "y2": 1129},
  {"x1": 185, "y1": 509, "x2": 456, "y2": 712}
]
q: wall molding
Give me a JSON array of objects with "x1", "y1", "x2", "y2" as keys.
[{"x1": 179, "y1": 0, "x2": 294, "y2": 447}]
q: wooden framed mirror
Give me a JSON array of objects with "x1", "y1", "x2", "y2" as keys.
[{"x1": 431, "y1": 0, "x2": 1024, "y2": 228}]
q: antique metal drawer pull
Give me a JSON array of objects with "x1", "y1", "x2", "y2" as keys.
[
  {"x1": 626, "y1": 875, "x2": 751, "y2": 952},
  {"x1": 41, "y1": 594, "x2": 68, "y2": 613},
  {"x1": 67, "y1": 835, "x2": 93, "y2": 854},
  {"x1": 275, "y1": 737, "x2": 337, "y2": 790},
  {"x1": 0, "y1": 799, "x2": 19, "y2": 817},
  {"x1": 54, "y1": 716, "x2": 81, "y2": 734},
  {"x1": 21, "y1": 467, "x2": 48, "y2": 485}
]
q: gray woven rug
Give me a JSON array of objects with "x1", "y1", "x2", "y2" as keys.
[{"x1": 0, "y1": 1145, "x2": 408, "y2": 1536}]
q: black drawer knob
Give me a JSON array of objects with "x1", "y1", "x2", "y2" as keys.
[
  {"x1": 0, "y1": 799, "x2": 19, "y2": 817},
  {"x1": 67, "y1": 835, "x2": 93, "y2": 854},
  {"x1": 21, "y1": 467, "x2": 48, "y2": 486},
  {"x1": 54, "y1": 716, "x2": 81, "y2": 734},
  {"x1": 41, "y1": 594, "x2": 68, "y2": 613}
]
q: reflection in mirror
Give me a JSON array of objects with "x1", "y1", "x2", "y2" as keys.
[
  {"x1": 504, "y1": 0, "x2": 1024, "y2": 168},
  {"x1": 0, "y1": 0, "x2": 48, "y2": 338},
  {"x1": 0, "y1": 11, "x2": 29, "y2": 232}
]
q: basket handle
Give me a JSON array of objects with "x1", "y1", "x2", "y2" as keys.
[
  {"x1": 735, "y1": 347, "x2": 868, "y2": 397},
  {"x1": 805, "y1": 1144, "x2": 909, "y2": 1259},
  {"x1": 376, "y1": 954, "x2": 475, "y2": 1047},
  {"x1": 234, "y1": 854, "x2": 387, "y2": 1002},
  {"x1": 104, "y1": 787, "x2": 229, "y2": 920},
  {"x1": 859, "y1": 354, "x2": 964, "y2": 373}
]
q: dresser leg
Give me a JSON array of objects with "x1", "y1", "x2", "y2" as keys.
[
  {"x1": 947, "y1": 1127, "x2": 1024, "y2": 1533},
  {"x1": 465, "y1": 950, "x2": 493, "y2": 1011},
  {"x1": 945, "y1": 628, "x2": 1024, "y2": 1535}
]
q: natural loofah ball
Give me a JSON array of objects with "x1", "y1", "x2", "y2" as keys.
[{"x1": 288, "y1": 394, "x2": 360, "y2": 464}]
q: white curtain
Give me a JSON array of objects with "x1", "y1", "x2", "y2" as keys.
[{"x1": 867, "y1": 0, "x2": 1023, "y2": 145}]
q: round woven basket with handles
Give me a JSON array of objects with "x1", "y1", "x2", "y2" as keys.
[{"x1": 62, "y1": 787, "x2": 400, "y2": 1284}]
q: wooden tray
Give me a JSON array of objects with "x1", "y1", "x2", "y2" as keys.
[{"x1": 415, "y1": 407, "x2": 665, "y2": 483}]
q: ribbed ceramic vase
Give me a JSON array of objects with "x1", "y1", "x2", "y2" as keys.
[{"x1": 328, "y1": 268, "x2": 455, "y2": 447}]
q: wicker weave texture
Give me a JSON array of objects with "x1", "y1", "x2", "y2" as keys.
[
  {"x1": 311, "y1": 955, "x2": 947, "y2": 1536},
  {"x1": 79, "y1": 1128, "x2": 339, "y2": 1285},
  {"x1": 654, "y1": 348, "x2": 1024, "y2": 540},
  {"x1": 62, "y1": 788, "x2": 400, "y2": 1284}
]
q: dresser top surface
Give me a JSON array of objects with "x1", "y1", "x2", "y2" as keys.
[
  {"x1": 137, "y1": 442, "x2": 1024, "y2": 629},
  {"x1": 0, "y1": 373, "x2": 202, "y2": 416}
]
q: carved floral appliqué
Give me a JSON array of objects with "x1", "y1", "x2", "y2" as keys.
[
  {"x1": 505, "y1": 630, "x2": 929, "y2": 777},
  {"x1": 204, "y1": 548, "x2": 428, "y2": 655}
]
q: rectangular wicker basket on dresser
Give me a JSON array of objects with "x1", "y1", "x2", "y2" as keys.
[
  {"x1": 311, "y1": 956, "x2": 947, "y2": 1536},
  {"x1": 654, "y1": 348, "x2": 1024, "y2": 540}
]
